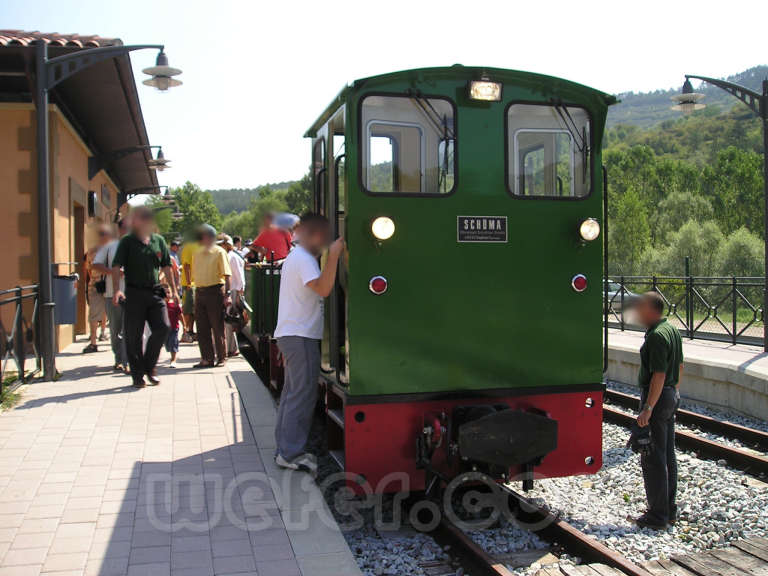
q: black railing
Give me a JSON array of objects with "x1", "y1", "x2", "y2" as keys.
[
  {"x1": 605, "y1": 276, "x2": 764, "y2": 346},
  {"x1": 0, "y1": 285, "x2": 41, "y2": 393},
  {"x1": 247, "y1": 255, "x2": 282, "y2": 337}
]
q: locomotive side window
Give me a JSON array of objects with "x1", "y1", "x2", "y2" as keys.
[
  {"x1": 508, "y1": 103, "x2": 591, "y2": 198},
  {"x1": 361, "y1": 95, "x2": 456, "y2": 195}
]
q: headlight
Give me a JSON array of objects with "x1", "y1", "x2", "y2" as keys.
[
  {"x1": 579, "y1": 218, "x2": 600, "y2": 242},
  {"x1": 468, "y1": 79, "x2": 502, "y2": 102},
  {"x1": 371, "y1": 216, "x2": 395, "y2": 240}
]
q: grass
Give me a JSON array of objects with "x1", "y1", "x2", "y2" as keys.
[{"x1": 0, "y1": 387, "x2": 21, "y2": 411}]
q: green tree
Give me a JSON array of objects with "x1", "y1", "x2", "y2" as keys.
[
  {"x1": 718, "y1": 227, "x2": 764, "y2": 276},
  {"x1": 171, "y1": 182, "x2": 222, "y2": 238},
  {"x1": 654, "y1": 191, "x2": 713, "y2": 243},
  {"x1": 609, "y1": 186, "x2": 650, "y2": 275},
  {"x1": 648, "y1": 220, "x2": 724, "y2": 276}
]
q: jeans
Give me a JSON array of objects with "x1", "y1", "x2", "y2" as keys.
[
  {"x1": 640, "y1": 386, "x2": 680, "y2": 523},
  {"x1": 275, "y1": 337, "x2": 320, "y2": 461},
  {"x1": 106, "y1": 299, "x2": 127, "y2": 366},
  {"x1": 124, "y1": 286, "x2": 170, "y2": 384}
]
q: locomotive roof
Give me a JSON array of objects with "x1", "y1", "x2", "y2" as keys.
[{"x1": 305, "y1": 65, "x2": 617, "y2": 137}]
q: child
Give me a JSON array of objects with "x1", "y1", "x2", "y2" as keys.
[
  {"x1": 273, "y1": 213, "x2": 345, "y2": 475},
  {"x1": 163, "y1": 283, "x2": 182, "y2": 368}
]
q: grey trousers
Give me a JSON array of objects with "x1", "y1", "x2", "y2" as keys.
[
  {"x1": 225, "y1": 290, "x2": 241, "y2": 355},
  {"x1": 275, "y1": 336, "x2": 320, "y2": 461},
  {"x1": 106, "y1": 299, "x2": 127, "y2": 366}
]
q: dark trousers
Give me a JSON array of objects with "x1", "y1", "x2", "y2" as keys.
[
  {"x1": 640, "y1": 386, "x2": 680, "y2": 523},
  {"x1": 124, "y1": 286, "x2": 170, "y2": 384},
  {"x1": 195, "y1": 285, "x2": 226, "y2": 363}
]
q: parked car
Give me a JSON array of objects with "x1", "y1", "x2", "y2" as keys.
[{"x1": 604, "y1": 279, "x2": 637, "y2": 313}]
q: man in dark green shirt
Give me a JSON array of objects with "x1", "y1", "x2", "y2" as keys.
[
  {"x1": 112, "y1": 206, "x2": 178, "y2": 388},
  {"x1": 633, "y1": 291, "x2": 683, "y2": 529}
]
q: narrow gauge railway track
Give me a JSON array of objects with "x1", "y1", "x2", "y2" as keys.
[
  {"x1": 602, "y1": 404, "x2": 768, "y2": 477},
  {"x1": 420, "y1": 486, "x2": 653, "y2": 576},
  {"x1": 604, "y1": 389, "x2": 768, "y2": 451}
]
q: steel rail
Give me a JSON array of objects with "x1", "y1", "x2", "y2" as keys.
[
  {"x1": 435, "y1": 517, "x2": 516, "y2": 576},
  {"x1": 501, "y1": 486, "x2": 654, "y2": 576},
  {"x1": 603, "y1": 405, "x2": 768, "y2": 476},
  {"x1": 605, "y1": 389, "x2": 768, "y2": 451}
]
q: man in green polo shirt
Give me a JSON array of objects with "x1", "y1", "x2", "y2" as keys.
[
  {"x1": 633, "y1": 291, "x2": 683, "y2": 529},
  {"x1": 111, "y1": 206, "x2": 178, "y2": 388}
]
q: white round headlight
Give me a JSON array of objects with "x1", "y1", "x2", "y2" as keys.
[
  {"x1": 371, "y1": 217, "x2": 395, "y2": 240},
  {"x1": 579, "y1": 218, "x2": 600, "y2": 242}
]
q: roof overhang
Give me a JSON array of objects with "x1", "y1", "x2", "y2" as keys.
[{"x1": 0, "y1": 30, "x2": 159, "y2": 193}]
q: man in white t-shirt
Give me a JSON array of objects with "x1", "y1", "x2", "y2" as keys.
[
  {"x1": 92, "y1": 216, "x2": 130, "y2": 371},
  {"x1": 218, "y1": 234, "x2": 246, "y2": 357},
  {"x1": 273, "y1": 213, "x2": 344, "y2": 475}
]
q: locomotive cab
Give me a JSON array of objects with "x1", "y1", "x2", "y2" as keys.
[{"x1": 285, "y1": 66, "x2": 615, "y2": 493}]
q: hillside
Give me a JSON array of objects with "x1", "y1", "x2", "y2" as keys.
[
  {"x1": 607, "y1": 65, "x2": 768, "y2": 128},
  {"x1": 208, "y1": 180, "x2": 297, "y2": 214}
]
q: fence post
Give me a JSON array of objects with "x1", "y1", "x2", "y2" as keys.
[
  {"x1": 685, "y1": 257, "x2": 692, "y2": 339},
  {"x1": 620, "y1": 275, "x2": 625, "y2": 331},
  {"x1": 732, "y1": 276, "x2": 738, "y2": 345},
  {"x1": 15, "y1": 286, "x2": 25, "y2": 383}
]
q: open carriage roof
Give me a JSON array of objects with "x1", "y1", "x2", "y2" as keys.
[{"x1": 304, "y1": 65, "x2": 617, "y2": 137}]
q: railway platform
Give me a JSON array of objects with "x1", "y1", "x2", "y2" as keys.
[
  {"x1": 607, "y1": 329, "x2": 768, "y2": 419},
  {"x1": 0, "y1": 338, "x2": 361, "y2": 576}
]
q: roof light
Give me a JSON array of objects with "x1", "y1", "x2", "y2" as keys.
[
  {"x1": 572, "y1": 274, "x2": 587, "y2": 293},
  {"x1": 468, "y1": 79, "x2": 502, "y2": 102},
  {"x1": 369, "y1": 276, "x2": 388, "y2": 295},
  {"x1": 371, "y1": 217, "x2": 395, "y2": 240},
  {"x1": 579, "y1": 218, "x2": 600, "y2": 242}
]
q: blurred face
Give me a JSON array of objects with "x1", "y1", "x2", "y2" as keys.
[
  {"x1": 201, "y1": 232, "x2": 215, "y2": 247},
  {"x1": 132, "y1": 210, "x2": 155, "y2": 235},
  {"x1": 97, "y1": 226, "x2": 112, "y2": 245},
  {"x1": 171, "y1": 244, "x2": 179, "y2": 252},
  {"x1": 301, "y1": 225, "x2": 331, "y2": 255},
  {"x1": 636, "y1": 297, "x2": 662, "y2": 328}
]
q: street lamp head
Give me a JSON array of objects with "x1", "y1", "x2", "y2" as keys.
[
  {"x1": 142, "y1": 51, "x2": 182, "y2": 91},
  {"x1": 671, "y1": 78, "x2": 705, "y2": 114},
  {"x1": 147, "y1": 147, "x2": 171, "y2": 172}
]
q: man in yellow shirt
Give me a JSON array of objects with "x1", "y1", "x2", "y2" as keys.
[
  {"x1": 180, "y1": 235, "x2": 201, "y2": 343},
  {"x1": 192, "y1": 224, "x2": 232, "y2": 367}
]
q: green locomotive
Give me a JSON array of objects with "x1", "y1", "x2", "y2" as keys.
[{"x1": 249, "y1": 65, "x2": 614, "y2": 492}]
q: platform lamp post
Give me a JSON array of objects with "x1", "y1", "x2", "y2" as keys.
[
  {"x1": 671, "y1": 75, "x2": 768, "y2": 352},
  {"x1": 35, "y1": 41, "x2": 182, "y2": 380}
]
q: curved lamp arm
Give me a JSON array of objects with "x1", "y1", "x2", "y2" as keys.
[{"x1": 685, "y1": 74, "x2": 766, "y2": 118}]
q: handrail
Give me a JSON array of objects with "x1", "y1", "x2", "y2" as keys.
[{"x1": 0, "y1": 285, "x2": 41, "y2": 392}]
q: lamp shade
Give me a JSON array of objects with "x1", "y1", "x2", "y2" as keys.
[
  {"x1": 670, "y1": 78, "x2": 705, "y2": 114},
  {"x1": 142, "y1": 51, "x2": 183, "y2": 91}
]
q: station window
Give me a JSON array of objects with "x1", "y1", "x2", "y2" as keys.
[
  {"x1": 508, "y1": 103, "x2": 591, "y2": 198},
  {"x1": 361, "y1": 95, "x2": 456, "y2": 195}
]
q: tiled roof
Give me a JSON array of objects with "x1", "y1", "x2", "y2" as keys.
[{"x1": 0, "y1": 30, "x2": 121, "y2": 48}]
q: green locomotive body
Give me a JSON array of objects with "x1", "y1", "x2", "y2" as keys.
[{"x1": 251, "y1": 66, "x2": 614, "y2": 491}]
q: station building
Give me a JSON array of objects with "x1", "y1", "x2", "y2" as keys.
[{"x1": 0, "y1": 30, "x2": 159, "y2": 350}]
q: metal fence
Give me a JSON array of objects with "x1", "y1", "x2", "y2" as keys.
[
  {"x1": 0, "y1": 285, "x2": 41, "y2": 393},
  {"x1": 606, "y1": 276, "x2": 764, "y2": 346}
]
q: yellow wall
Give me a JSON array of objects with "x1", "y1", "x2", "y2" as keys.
[{"x1": 0, "y1": 103, "x2": 120, "y2": 352}]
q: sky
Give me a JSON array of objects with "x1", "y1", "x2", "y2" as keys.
[{"x1": 3, "y1": 0, "x2": 768, "y2": 191}]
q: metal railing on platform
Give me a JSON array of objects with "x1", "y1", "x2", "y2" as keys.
[
  {"x1": 605, "y1": 276, "x2": 764, "y2": 346},
  {"x1": 0, "y1": 285, "x2": 41, "y2": 393}
]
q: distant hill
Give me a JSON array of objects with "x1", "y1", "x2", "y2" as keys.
[
  {"x1": 607, "y1": 65, "x2": 768, "y2": 128},
  {"x1": 208, "y1": 180, "x2": 297, "y2": 214}
]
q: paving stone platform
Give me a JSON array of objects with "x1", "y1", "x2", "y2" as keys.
[{"x1": 0, "y1": 338, "x2": 361, "y2": 576}]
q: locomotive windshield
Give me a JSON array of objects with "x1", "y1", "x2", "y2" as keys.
[
  {"x1": 361, "y1": 94, "x2": 455, "y2": 195},
  {"x1": 507, "y1": 103, "x2": 591, "y2": 198}
]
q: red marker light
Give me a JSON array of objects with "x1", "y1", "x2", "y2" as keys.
[
  {"x1": 572, "y1": 274, "x2": 587, "y2": 292},
  {"x1": 369, "y1": 276, "x2": 388, "y2": 295}
]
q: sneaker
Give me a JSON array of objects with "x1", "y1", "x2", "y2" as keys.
[
  {"x1": 181, "y1": 332, "x2": 193, "y2": 344},
  {"x1": 633, "y1": 513, "x2": 667, "y2": 530},
  {"x1": 98, "y1": 333, "x2": 108, "y2": 342},
  {"x1": 169, "y1": 362, "x2": 177, "y2": 369},
  {"x1": 132, "y1": 379, "x2": 146, "y2": 389},
  {"x1": 275, "y1": 453, "x2": 318, "y2": 477},
  {"x1": 83, "y1": 343, "x2": 98, "y2": 354},
  {"x1": 146, "y1": 371, "x2": 160, "y2": 386}
]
